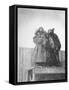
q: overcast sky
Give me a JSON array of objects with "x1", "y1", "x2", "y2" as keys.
[{"x1": 18, "y1": 8, "x2": 65, "y2": 50}]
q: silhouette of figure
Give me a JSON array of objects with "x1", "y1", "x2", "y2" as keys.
[
  {"x1": 46, "y1": 28, "x2": 61, "y2": 66},
  {"x1": 32, "y1": 27, "x2": 47, "y2": 66}
]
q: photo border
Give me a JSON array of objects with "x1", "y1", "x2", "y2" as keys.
[{"x1": 14, "y1": 5, "x2": 67, "y2": 85}]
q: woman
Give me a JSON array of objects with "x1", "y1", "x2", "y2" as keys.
[
  {"x1": 45, "y1": 29, "x2": 60, "y2": 66},
  {"x1": 32, "y1": 27, "x2": 47, "y2": 67}
]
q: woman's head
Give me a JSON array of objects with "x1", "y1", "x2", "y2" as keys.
[
  {"x1": 35, "y1": 27, "x2": 45, "y2": 36},
  {"x1": 34, "y1": 27, "x2": 48, "y2": 45},
  {"x1": 48, "y1": 28, "x2": 55, "y2": 34}
]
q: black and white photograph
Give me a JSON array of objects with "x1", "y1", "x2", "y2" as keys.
[
  {"x1": 0, "y1": 0, "x2": 69, "y2": 89},
  {"x1": 17, "y1": 6, "x2": 67, "y2": 83}
]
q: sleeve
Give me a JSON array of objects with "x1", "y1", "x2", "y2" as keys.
[{"x1": 54, "y1": 34, "x2": 61, "y2": 50}]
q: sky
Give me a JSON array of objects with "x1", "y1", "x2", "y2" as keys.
[{"x1": 18, "y1": 8, "x2": 65, "y2": 50}]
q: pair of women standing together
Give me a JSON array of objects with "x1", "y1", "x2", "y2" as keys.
[{"x1": 32, "y1": 27, "x2": 61, "y2": 67}]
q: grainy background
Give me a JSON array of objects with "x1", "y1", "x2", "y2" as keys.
[{"x1": 18, "y1": 8, "x2": 65, "y2": 50}]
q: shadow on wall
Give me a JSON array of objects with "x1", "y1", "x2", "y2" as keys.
[{"x1": 18, "y1": 47, "x2": 65, "y2": 82}]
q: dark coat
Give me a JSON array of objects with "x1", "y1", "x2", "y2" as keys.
[
  {"x1": 45, "y1": 33, "x2": 61, "y2": 66},
  {"x1": 49, "y1": 33, "x2": 61, "y2": 51}
]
